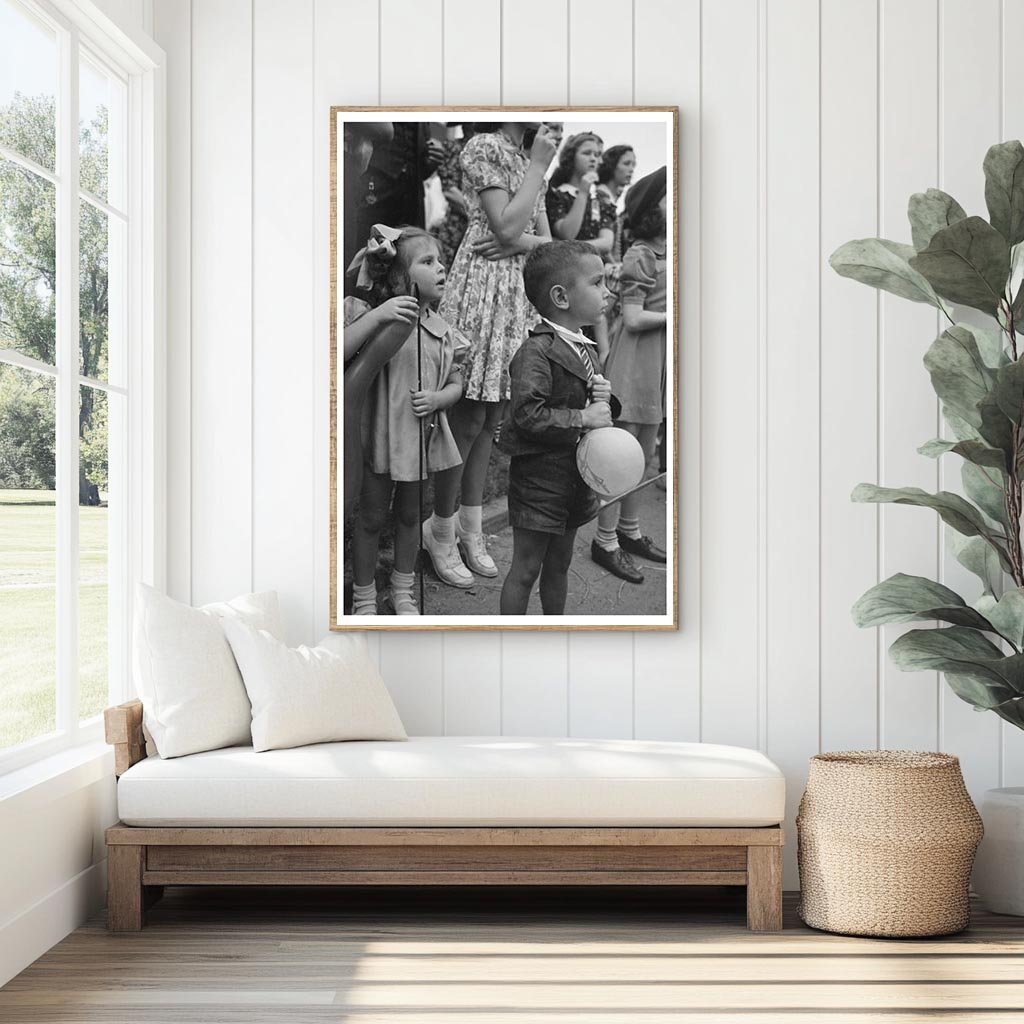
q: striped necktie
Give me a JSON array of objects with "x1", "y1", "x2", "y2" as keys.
[{"x1": 570, "y1": 338, "x2": 596, "y2": 383}]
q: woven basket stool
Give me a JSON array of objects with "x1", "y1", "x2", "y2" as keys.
[{"x1": 797, "y1": 751, "x2": 983, "y2": 937}]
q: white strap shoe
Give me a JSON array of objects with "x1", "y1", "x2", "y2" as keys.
[
  {"x1": 388, "y1": 572, "x2": 421, "y2": 615},
  {"x1": 456, "y1": 524, "x2": 498, "y2": 578},
  {"x1": 421, "y1": 518, "x2": 474, "y2": 589}
]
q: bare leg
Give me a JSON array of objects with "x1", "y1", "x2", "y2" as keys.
[
  {"x1": 500, "y1": 527, "x2": 551, "y2": 614},
  {"x1": 539, "y1": 529, "x2": 577, "y2": 615},
  {"x1": 391, "y1": 482, "x2": 422, "y2": 574},
  {"x1": 351, "y1": 470, "x2": 395, "y2": 587},
  {"x1": 618, "y1": 422, "x2": 660, "y2": 522},
  {"x1": 431, "y1": 398, "x2": 488, "y2": 518},
  {"x1": 459, "y1": 399, "x2": 505, "y2": 508}
]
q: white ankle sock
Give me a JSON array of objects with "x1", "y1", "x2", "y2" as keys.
[
  {"x1": 351, "y1": 581, "x2": 376, "y2": 613},
  {"x1": 431, "y1": 512, "x2": 456, "y2": 544},
  {"x1": 391, "y1": 568, "x2": 415, "y2": 588},
  {"x1": 459, "y1": 505, "x2": 483, "y2": 534},
  {"x1": 595, "y1": 526, "x2": 620, "y2": 551},
  {"x1": 618, "y1": 516, "x2": 642, "y2": 541}
]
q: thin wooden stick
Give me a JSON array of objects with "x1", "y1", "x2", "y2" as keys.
[{"x1": 415, "y1": 284, "x2": 425, "y2": 614}]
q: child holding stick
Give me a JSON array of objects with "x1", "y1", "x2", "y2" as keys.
[{"x1": 344, "y1": 225, "x2": 468, "y2": 615}]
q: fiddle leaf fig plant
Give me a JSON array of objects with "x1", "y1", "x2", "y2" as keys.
[{"x1": 832, "y1": 140, "x2": 1024, "y2": 731}]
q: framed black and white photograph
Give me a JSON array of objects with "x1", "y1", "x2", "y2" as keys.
[{"x1": 330, "y1": 107, "x2": 678, "y2": 630}]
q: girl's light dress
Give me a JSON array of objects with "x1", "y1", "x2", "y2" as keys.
[
  {"x1": 344, "y1": 297, "x2": 469, "y2": 482},
  {"x1": 438, "y1": 130, "x2": 547, "y2": 403},
  {"x1": 604, "y1": 241, "x2": 667, "y2": 425}
]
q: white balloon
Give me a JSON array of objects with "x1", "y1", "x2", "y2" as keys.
[{"x1": 576, "y1": 427, "x2": 645, "y2": 499}]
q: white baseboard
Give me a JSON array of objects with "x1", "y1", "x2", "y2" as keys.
[{"x1": 0, "y1": 859, "x2": 107, "y2": 987}]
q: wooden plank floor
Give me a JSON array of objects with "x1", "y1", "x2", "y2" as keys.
[{"x1": 3, "y1": 885, "x2": 1024, "y2": 1021}]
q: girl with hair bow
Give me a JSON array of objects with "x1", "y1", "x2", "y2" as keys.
[{"x1": 342, "y1": 224, "x2": 470, "y2": 615}]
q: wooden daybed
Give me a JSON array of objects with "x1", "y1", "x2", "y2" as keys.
[{"x1": 104, "y1": 700, "x2": 785, "y2": 932}]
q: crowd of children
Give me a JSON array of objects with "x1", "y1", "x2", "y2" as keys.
[{"x1": 342, "y1": 122, "x2": 668, "y2": 615}]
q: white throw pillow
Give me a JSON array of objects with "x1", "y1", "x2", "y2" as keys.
[
  {"x1": 222, "y1": 621, "x2": 407, "y2": 752},
  {"x1": 133, "y1": 584, "x2": 283, "y2": 758}
]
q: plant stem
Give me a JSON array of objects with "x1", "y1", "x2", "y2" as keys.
[{"x1": 1006, "y1": 307, "x2": 1024, "y2": 587}]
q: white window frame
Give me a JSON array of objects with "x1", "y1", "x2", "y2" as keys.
[{"x1": 0, "y1": 0, "x2": 164, "y2": 776}]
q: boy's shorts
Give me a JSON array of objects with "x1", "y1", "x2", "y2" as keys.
[{"x1": 507, "y1": 448, "x2": 599, "y2": 535}]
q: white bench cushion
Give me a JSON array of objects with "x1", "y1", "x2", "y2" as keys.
[{"x1": 117, "y1": 736, "x2": 785, "y2": 828}]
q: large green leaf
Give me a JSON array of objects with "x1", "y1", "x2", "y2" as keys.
[
  {"x1": 977, "y1": 391, "x2": 1016, "y2": 458},
  {"x1": 993, "y1": 357, "x2": 1024, "y2": 423},
  {"x1": 830, "y1": 238, "x2": 943, "y2": 307},
  {"x1": 923, "y1": 326, "x2": 997, "y2": 427},
  {"x1": 852, "y1": 573, "x2": 994, "y2": 630},
  {"x1": 918, "y1": 437, "x2": 1007, "y2": 470},
  {"x1": 925, "y1": 325, "x2": 995, "y2": 425},
  {"x1": 977, "y1": 589, "x2": 1024, "y2": 649},
  {"x1": 962, "y1": 321, "x2": 1011, "y2": 369},
  {"x1": 944, "y1": 671, "x2": 1024, "y2": 714},
  {"x1": 889, "y1": 626, "x2": 1024, "y2": 699},
  {"x1": 942, "y1": 406, "x2": 983, "y2": 442},
  {"x1": 984, "y1": 140, "x2": 1024, "y2": 246},
  {"x1": 908, "y1": 188, "x2": 968, "y2": 251},
  {"x1": 851, "y1": 483, "x2": 1009, "y2": 552},
  {"x1": 909, "y1": 216, "x2": 1011, "y2": 314},
  {"x1": 962, "y1": 461, "x2": 1009, "y2": 528},
  {"x1": 950, "y1": 532, "x2": 1004, "y2": 596}
]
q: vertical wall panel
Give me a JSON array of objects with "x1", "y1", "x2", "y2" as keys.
[
  {"x1": 380, "y1": 633, "x2": 445, "y2": 734},
  {"x1": 440, "y1": 0, "x2": 504, "y2": 733},
  {"x1": 1002, "y1": 0, "x2": 1024, "y2": 786},
  {"x1": 878, "y1": 0, "x2": 941, "y2": 751},
  {"x1": 253, "y1": 0, "x2": 316, "y2": 646},
  {"x1": 820, "y1": 0, "x2": 879, "y2": 753},
  {"x1": 568, "y1": 634, "x2": 634, "y2": 738},
  {"x1": 764, "y1": 0, "x2": 820, "y2": 883},
  {"x1": 502, "y1": 634, "x2": 569, "y2": 736},
  {"x1": 154, "y1": 0, "x2": 190, "y2": 604},
  {"x1": 313, "y1": 0, "x2": 381, "y2": 660},
  {"x1": 497, "y1": 0, "x2": 572, "y2": 734},
  {"x1": 444, "y1": 639, "x2": 501, "y2": 734},
  {"x1": 568, "y1": 0, "x2": 632, "y2": 104},
  {"x1": 380, "y1": 0, "x2": 443, "y2": 105},
  {"x1": 631, "y1": 0, "x2": 700, "y2": 742},
  {"x1": 443, "y1": 0, "x2": 500, "y2": 105},
  {"x1": 189, "y1": 0, "x2": 253, "y2": 605},
  {"x1": 501, "y1": 0, "x2": 567, "y2": 103},
  {"x1": 938, "y1": 0, "x2": 1002, "y2": 795},
  {"x1": 699, "y1": 0, "x2": 760, "y2": 749}
]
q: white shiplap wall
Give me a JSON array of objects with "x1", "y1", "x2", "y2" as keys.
[{"x1": 154, "y1": 0, "x2": 1024, "y2": 885}]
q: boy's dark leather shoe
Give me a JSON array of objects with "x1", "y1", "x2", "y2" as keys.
[
  {"x1": 591, "y1": 541, "x2": 644, "y2": 583},
  {"x1": 617, "y1": 532, "x2": 667, "y2": 563}
]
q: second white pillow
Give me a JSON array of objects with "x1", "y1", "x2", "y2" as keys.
[{"x1": 222, "y1": 621, "x2": 407, "y2": 752}]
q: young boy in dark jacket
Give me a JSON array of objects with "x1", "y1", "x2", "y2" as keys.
[{"x1": 498, "y1": 240, "x2": 618, "y2": 614}]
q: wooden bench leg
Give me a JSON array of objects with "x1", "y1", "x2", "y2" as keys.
[
  {"x1": 746, "y1": 845, "x2": 783, "y2": 931},
  {"x1": 107, "y1": 845, "x2": 145, "y2": 931}
]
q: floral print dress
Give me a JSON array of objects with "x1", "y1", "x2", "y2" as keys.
[{"x1": 438, "y1": 131, "x2": 547, "y2": 403}]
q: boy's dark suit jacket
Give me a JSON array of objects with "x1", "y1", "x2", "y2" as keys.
[{"x1": 498, "y1": 322, "x2": 621, "y2": 458}]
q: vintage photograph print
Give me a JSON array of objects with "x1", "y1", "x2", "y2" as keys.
[{"x1": 331, "y1": 108, "x2": 678, "y2": 630}]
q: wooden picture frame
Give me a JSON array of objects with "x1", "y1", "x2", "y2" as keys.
[{"x1": 330, "y1": 107, "x2": 679, "y2": 630}]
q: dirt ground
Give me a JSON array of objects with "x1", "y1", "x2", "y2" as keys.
[{"x1": 347, "y1": 481, "x2": 669, "y2": 617}]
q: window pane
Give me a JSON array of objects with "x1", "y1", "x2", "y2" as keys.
[
  {"x1": 0, "y1": 0, "x2": 57, "y2": 173},
  {"x1": 0, "y1": 158, "x2": 56, "y2": 364},
  {"x1": 79, "y1": 51, "x2": 125, "y2": 209},
  {"x1": 79, "y1": 384, "x2": 110, "y2": 723},
  {"x1": 80, "y1": 204, "x2": 124, "y2": 384},
  {"x1": 0, "y1": 362, "x2": 56, "y2": 750}
]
